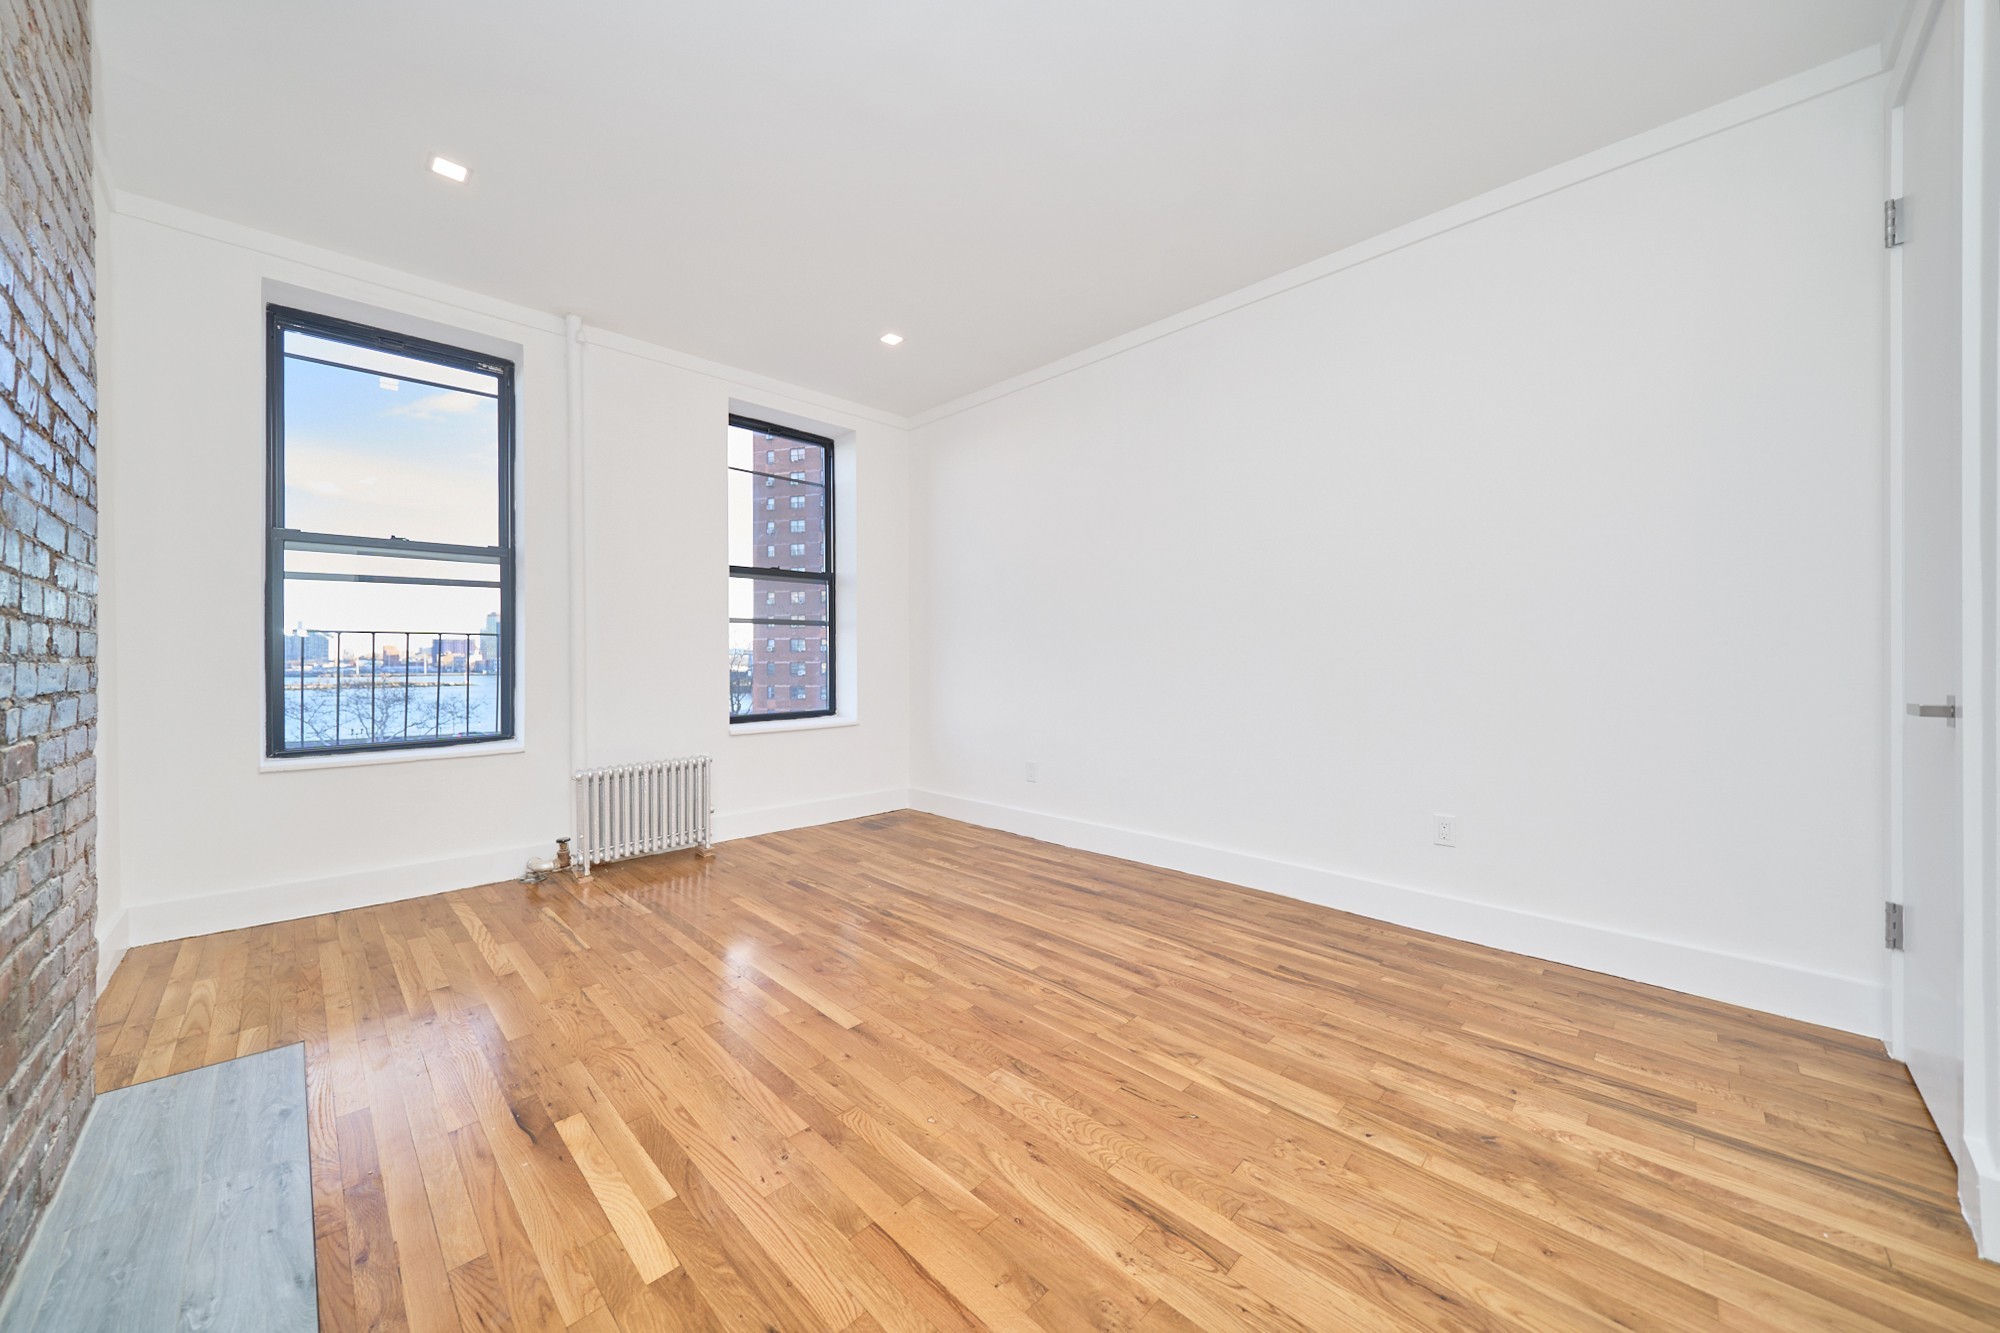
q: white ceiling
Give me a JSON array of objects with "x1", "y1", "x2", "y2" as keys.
[{"x1": 96, "y1": 1, "x2": 1900, "y2": 417}]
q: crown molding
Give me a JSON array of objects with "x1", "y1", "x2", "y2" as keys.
[
  {"x1": 910, "y1": 45, "x2": 1888, "y2": 430},
  {"x1": 107, "y1": 191, "x2": 914, "y2": 431}
]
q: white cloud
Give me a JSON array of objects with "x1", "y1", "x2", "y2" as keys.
[{"x1": 387, "y1": 391, "x2": 485, "y2": 421}]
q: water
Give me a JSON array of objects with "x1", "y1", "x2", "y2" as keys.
[{"x1": 278, "y1": 669, "x2": 503, "y2": 750}]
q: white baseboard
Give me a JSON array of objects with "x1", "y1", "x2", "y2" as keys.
[
  {"x1": 124, "y1": 842, "x2": 551, "y2": 947},
  {"x1": 715, "y1": 788, "x2": 910, "y2": 843},
  {"x1": 109, "y1": 785, "x2": 1886, "y2": 1040},
  {"x1": 909, "y1": 790, "x2": 1886, "y2": 1040},
  {"x1": 96, "y1": 907, "x2": 130, "y2": 995},
  {"x1": 1967, "y1": 1135, "x2": 2000, "y2": 1261},
  {"x1": 112, "y1": 790, "x2": 913, "y2": 951}
]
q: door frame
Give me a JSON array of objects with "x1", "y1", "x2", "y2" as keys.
[{"x1": 1885, "y1": 0, "x2": 2000, "y2": 1260}]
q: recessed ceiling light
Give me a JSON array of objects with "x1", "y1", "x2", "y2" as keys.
[
  {"x1": 879, "y1": 333, "x2": 904, "y2": 346},
  {"x1": 429, "y1": 155, "x2": 469, "y2": 183}
]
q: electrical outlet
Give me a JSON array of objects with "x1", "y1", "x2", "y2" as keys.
[
  {"x1": 1025, "y1": 760, "x2": 1040, "y2": 783},
  {"x1": 1432, "y1": 814, "x2": 1457, "y2": 848}
]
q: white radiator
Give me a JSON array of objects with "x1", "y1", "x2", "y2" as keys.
[{"x1": 572, "y1": 755, "x2": 713, "y2": 875}]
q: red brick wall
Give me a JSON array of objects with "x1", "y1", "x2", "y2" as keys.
[{"x1": 0, "y1": 0, "x2": 97, "y2": 1294}]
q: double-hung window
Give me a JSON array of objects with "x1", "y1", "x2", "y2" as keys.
[
  {"x1": 266, "y1": 306, "x2": 516, "y2": 756},
  {"x1": 727, "y1": 415, "x2": 832, "y2": 721}
]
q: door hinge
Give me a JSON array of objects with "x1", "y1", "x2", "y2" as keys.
[
  {"x1": 1885, "y1": 198, "x2": 1905, "y2": 248},
  {"x1": 1885, "y1": 901, "x2": 1904, "y2": 950}
]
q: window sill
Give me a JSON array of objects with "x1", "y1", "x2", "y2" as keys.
[
  {"x1": 259, "y1": 737, "x2": 526, "y2": 773},
  {"x1": 728, "y1": 714, "x2": 857, "y2": 737}
]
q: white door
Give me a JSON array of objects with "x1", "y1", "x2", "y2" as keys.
[{"x1": 1898, "y1": 0, "x2": 1968, "y2": 1169}]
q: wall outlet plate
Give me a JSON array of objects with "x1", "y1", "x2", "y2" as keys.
[
  {"x1": 1432, "y1": 814, "x2": 1457, "y2": 847},
  {"x1": 1026, "y1": 760, "x2": 1040, "y2": 783}
]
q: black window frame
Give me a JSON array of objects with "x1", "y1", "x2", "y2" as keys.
[
  {"x1": 729, "y1": 413, "x2": 835, "y2": 723},
  {"x1": 264, "y1": 305, "x2": 518, "y2": 758}
]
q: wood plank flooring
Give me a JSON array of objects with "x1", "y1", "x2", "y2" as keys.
[{"x1": 95, "y1": 810, "x2": 2000, "y2": 1330}]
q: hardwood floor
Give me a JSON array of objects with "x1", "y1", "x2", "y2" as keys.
[{"x1": 96, "y1": 811, "x2": 2000, "y2": 1331}]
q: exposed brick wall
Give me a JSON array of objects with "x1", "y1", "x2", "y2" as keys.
[{"x1": 0, "y1": 0, "x2": 95, "y2": 1296}]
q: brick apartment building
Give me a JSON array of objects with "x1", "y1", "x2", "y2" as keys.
[{"x1": 731, "y1": 424, "x2": 831, "y2": 718}]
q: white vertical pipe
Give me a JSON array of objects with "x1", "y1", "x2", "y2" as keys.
[{"x1": 566, "y1": 313, "x2": 589, "y2": 850}]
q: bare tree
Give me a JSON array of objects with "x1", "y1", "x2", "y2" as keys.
[{"x1": 279, "y1": 668, "x2": 490, "y2": 749}]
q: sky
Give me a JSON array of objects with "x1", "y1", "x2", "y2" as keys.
[
  {"x1": 280, "y1": 371, "x2": 831, "y2": 646},
  {"x1": 280, "y1": 342, "x2": 503, "y2": 639}
]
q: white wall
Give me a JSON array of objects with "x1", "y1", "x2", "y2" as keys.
[
  {"x1": 95, "y1": 63, "x2": 1896, "y2": 1048},
  {"x1": 910, "y1": 74, "x2": 1892, "y2": 1036},
  {"x1": 578, "y1": 334, "x2": 911, "y2": 838},
  {"x1": 96, "y1": 198, "x2": 912, "y2": 951}
]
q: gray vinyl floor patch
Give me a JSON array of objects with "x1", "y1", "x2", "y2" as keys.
[{"x1": 0, "y1": 1043, "x2": 315, "y2": 1333}]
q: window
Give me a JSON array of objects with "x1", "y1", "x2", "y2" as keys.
[
  {"x1": 266, "y1": 307, "x2": 514, "y2": 756},
  {"x1": 728, "y1": 415, "x2": 833, "y2": 720}
]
